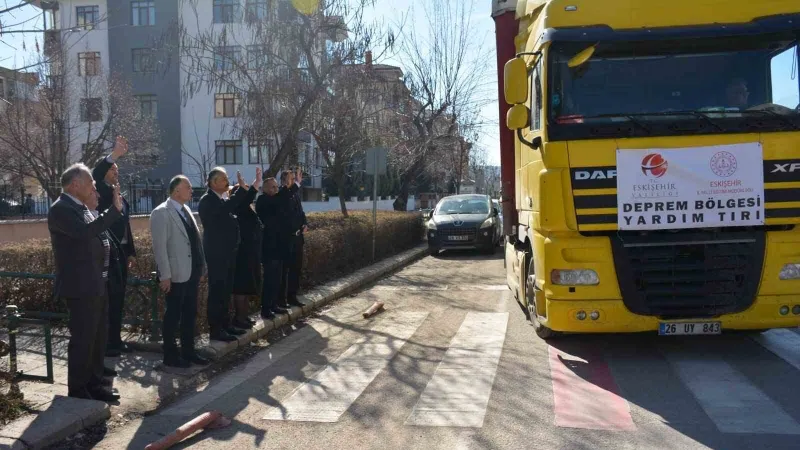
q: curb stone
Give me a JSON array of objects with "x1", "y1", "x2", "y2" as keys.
[
  {"x1": 126, "y1": 245, "x2": 428, "y2": 360},
  {"x1": 0, "y1": 396, "x2": 110, "y2": 450}
]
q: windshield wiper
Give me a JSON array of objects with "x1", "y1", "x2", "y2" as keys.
[
  {"x1": 583, "y1": 113, "x2": 653, "y2": 134},
  {"x1": 736, "y1": 109, "x2": 800, "y2": 131}
]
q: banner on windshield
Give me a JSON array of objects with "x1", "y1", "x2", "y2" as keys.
[{"x1": 616, "y1": 143, "x2": 765, "y2": 230}]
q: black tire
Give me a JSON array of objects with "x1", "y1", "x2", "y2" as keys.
[
  {"x1": 428, "y1": 247, "x2": 440, "y2": 256},
  {"x1": 525, "y1": 255, "x2": 557, "y2": 340}
]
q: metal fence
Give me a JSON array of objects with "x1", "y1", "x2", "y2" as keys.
[{"x1": 0, "y1": 182, "x2": 203, "y2": 219}]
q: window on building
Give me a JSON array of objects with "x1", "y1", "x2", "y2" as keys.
[
  {"x1": 245, "y1": 0, "x2": 269, "y2": 22},
  {"x1": 131, "y1": 1, "x2": 155, "y2": 26},
  {"x1": 78, "y1": 52, "x2": 100, "y2": 76},
  {"x1": 215, "y1": 140, "x2": 242, "y2": 165},
  {"x1": 76, "y1": 6, "x2": 100, "y2": 30},
  {"x1": 214, "y1": 46, "x2": 241, "y2": 71},
  {"x1": 248, "y1": 140, "x2": 274, "y2": 164},
  {"x1": 136, "y1": 95, "x2": 158, "y2": 119},
  {"x1": 247, "y1": 45, "x2": 267, "y2": 71},
  {"x1": 214, "y1": 93, "x2": 240, "y2": 118},
  {"x1": 132, "y1": 48, "x2": 156, "y2": 72},
  {"x1": 80, "y1": 98, "x2": 103, "y2": 122},
  {"x1": 213, "y1": 0, "x2": 241, "y2": 24}
]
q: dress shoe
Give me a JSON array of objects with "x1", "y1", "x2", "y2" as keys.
[
  {"x1": 232, "y1": 318, "x2": 253, "y2": 329},
  {"x1": 103, "y1": 366, "x2": 118, "y2": 377},
  {"x1": 183, "y1": 353, "x2": 210, "y2": 366},
  {"x1": 163, "y1": 356, "x2": 191, "y2": 369},
  {"x1": 273, "y1": 306, "x2": 289, "y2": 313},
  {"x1": 287, "y1": 299, "x2": 304, "y2": 307},
  {"x1": 226, "y1": 327, "x2": 247, "y2": 336},
  {"x1": 89, "y1": 387, "x2": 121, "y2": 402},
  {"x1": 261, "y1": 311, "x2": 276, "y2": 320},
  {"x1": 210, "y1": 331, "x2": 237, "y2": 342}
]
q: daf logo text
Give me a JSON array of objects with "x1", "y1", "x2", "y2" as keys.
[
  {"x1": 574, "y1": 169, "x2": 617, "y2": 181},
  {"x1": 772, "y1": 163, "x2": 800, "y2": 173}
]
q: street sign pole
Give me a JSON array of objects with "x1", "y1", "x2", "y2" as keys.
[{"x1": 372, "y1": 149, "x2": 379, "y2": 261}]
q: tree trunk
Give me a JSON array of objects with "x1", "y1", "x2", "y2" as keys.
[
  {"x1": 393, "y1": 157, "x2": 425, "y2": 211},
  {"x1": 337, "y1": 174, "x2": 349, "y2": 217}
]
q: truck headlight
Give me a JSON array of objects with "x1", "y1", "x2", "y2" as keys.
[
  {"x1": 551, "y1": 269, "x2": 599, "y2": 286},
  {"x1": 779, "y1": 263, "x2": 800, "y2": 280},
  {"x1": 480, "y1": 218, "x2": 494, "y2": 229},
  {"x1": 427, "y1": 220, "x2": 437, "y2": 230}
]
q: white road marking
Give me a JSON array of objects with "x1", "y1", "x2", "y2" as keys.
[
  {"x1": 405, "y1": 312, "x2": 508, "y2": 427},
  {"x1": 664, "y1": 351, "x2": 800, "y2": 434},
  {"x1": 372, "y1": 285, "x2": 449, "y2": 291},
  {"x1": 262, "y1": 312, "x2": 429, "y2": 422},
  {"x1": 160, "y1": 329, "x2": 315, "y2": 416},
  {"x1": 751, "y1": 328, "x2": 800, "y2": 372},
  {"x1": 371, "y1": 284, "x2": 506, "y2": 292}
]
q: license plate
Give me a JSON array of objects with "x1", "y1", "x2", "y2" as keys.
[
  {"x1": 448, "y1": 235, "x2": 469, "y2": 241},
  {"x1": 659, "y1": 321, "x2": 721, "y2": 336}
]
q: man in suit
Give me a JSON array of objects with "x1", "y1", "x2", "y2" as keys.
[
  {"x1": 92, "y1": 136, "x2": 137, "y2": 357},
  {"x1": 48, "y1": 163, "x2": 122, "y2": 402},
  {"x1": 278, "y1": 168, "x2": 308, "y2": 308},
  {"x1": 151, "y1": 175, "x2": 210, "y2": 368},
  {"x1": 198, "y1": 167, "x2": 261, "y2": 342},
  {"x1": 255, "y1": 177, "x2": 286, "y2": 319}
]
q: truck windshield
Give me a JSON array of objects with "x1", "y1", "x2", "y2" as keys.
[{"x1": 548, "y1": 32, "x2": 800, "y2": 139}]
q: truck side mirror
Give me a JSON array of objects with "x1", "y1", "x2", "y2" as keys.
[
  {"x1": 504, "y1": 57, "x2": 528, "y2": 105},
  {"x1": 506, "y1": 104, "x2": 529, "y2": 130},
  {"x1": 493, "y1": 207, "x2": 499, "y2": 217}
]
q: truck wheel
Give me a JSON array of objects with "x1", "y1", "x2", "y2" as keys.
[{"x1": 526, "y1": 263, "x2": 558, "y2": 340}]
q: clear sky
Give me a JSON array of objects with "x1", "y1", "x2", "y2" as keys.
[{"x1": 2, "y1": 1, "x2": 798, "y2": 170}]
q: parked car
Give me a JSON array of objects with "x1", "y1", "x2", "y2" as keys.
[{"x1": 425, "y1": 194, "x2": 501, "y2": 255}]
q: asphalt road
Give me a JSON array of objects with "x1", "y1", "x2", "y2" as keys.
[{"x1": 94, "y1": 250, "x2": 800, "y2": 450}]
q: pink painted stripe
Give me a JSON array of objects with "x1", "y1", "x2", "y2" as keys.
[{"x1": 548, "y1": 346, "x2": 636, "y2": 431}]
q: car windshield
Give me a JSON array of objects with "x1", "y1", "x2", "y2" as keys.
[
  {"x1": 548, "y1": 32, "x2": 800, "y2": 137},
  {"x1": 436, "y1": 198, "x2": 489, "y2": 215}
]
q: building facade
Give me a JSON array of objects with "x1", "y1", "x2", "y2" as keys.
[{"x1": 38, "y1": 0, "x2": 324, "y2": 190}]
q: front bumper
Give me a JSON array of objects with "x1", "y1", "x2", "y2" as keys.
[
  {"x1": 428, "y1": 228, "x2": 495, "y2": 249},
  {"x1": 535, "y1": 289, "x2": 800, "y2": 333}
]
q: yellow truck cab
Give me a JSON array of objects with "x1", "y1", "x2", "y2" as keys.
[{"x1": 495, "y1": 0, "x2": 800, "y2": 338}]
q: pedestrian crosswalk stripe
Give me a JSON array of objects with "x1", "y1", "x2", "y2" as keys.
[
  {"x1": 549, "y1": 346, "x2": 636, "y2": 431},
  {"x1": 262, "y1": 312, "x2": 429, "y2": 422},
  {"x1": 751, "y1": 329, "x2": 800, "y2": 372},
  {"x1": 664, "y1": 350, "x2": 800, "y2": 435},
  {"x1": 160, "y1": 326, "x2": 316, "y2": 417},
  {"x1": 405, "y1": 312, "x2": 508, "y2": 427}
]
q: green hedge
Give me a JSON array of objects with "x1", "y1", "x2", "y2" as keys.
[{"x1": 0, "y1": 211, "x2": 423, "y2": 334}]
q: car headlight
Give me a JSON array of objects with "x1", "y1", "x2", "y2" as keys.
[
  {"x1": 480, "y1": 218, "x2": 494, "y2": 229},
  {"x1": 427, "y1": 220, "x2": 437, "y2": 230},
  {"x1": 551, "y1": 269, "x2": 599, "y2": 286},
  {"x1": 779, "y1": 263, "x2": 800, "y2": 280}
]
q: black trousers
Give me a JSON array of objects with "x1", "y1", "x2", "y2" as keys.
[
  {"x1": 280, "y1": 235, "x2": 304, "y2": 304},
  {"x1": 66, "y1": 289, "x2": 108, "y2": 395},
  {"x1": 162, "y1": 270, "x2": 200, "y2": 359},
  {"x1": 207, "y1": 254, "x2": 236, "y2": 334},
  {"x1": 261, "y1": 258, "x2": 283, "y2": 315},
  {"x1": 107, "y1": 257, "x2": 127, "y2": 350}
]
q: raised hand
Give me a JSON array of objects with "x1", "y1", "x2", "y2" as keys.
[
  {"x1": 112, "y1": 184, "x2": 123, "y2": 211},
  {"x1": 111, "y1": 136, "x2": 128, "y2": 160},
  {"x1": 236, "y1": 170, "x2": 246, "y2": 189},
  {"x1": 295, "y1": 166, "x2": 303, "y2": 185},
  {"x1": 253, "y1": 167, "x2": 263, "y2": 189}
]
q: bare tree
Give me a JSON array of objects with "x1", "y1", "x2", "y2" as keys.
[
  {"x1": 389, "y1": 0, "x2": 493, "y2": 210},
  {"x1": 0, "y1": 52, "x2": 161, "y2": 200},
  {"x1": 176, "y1": 0, "x2": 394, "y2": 179}
]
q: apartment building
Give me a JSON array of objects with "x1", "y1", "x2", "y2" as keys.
[{"x1": 37, "y1": 0, "x2": 325, "y2": 191}]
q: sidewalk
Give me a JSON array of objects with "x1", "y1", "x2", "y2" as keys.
[{"x1": 0, "y1": 245, "x2": 427, "y2": 449}]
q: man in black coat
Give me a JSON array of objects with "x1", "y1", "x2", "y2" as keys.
[
  {"x1": 198, "y1": 167, "x2": 261, "y2": 342},
  {"x1": 48, "y1": 163, "x2": 122, "y2": 402},
  {"x1": 92, "y1": 136, "x2": 137, "y2": 357},
  {"x1": 278, "y1": 168, "x2": 307, "y2": 308},
  {"x1": 255, "y1": 177, "x2": 286, "y2": 319}
]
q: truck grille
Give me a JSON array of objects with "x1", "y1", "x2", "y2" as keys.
[{"x1": 610, "y1": 230, "x2": 765, "y2": 319}]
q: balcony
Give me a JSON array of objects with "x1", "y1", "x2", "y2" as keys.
[{"x1": 43, "y1": 30, "x2": 61, "y2": 57}]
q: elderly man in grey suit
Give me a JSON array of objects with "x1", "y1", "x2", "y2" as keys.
[{"x1": 150, "y1": 175, "x2": 209, "y2": 368}]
